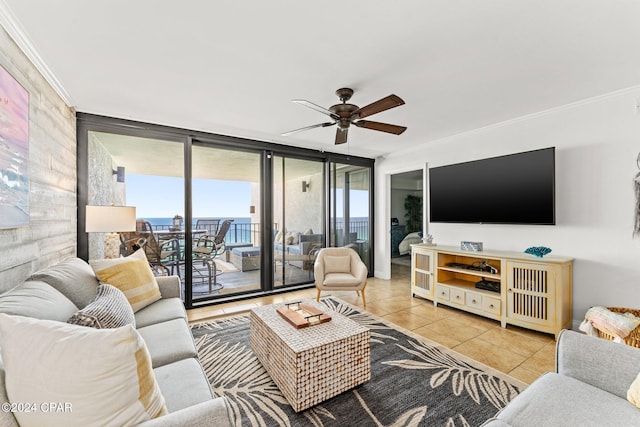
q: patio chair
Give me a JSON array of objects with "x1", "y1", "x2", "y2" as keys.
[
  {"x1": 122, "y1": 220, "x2": 181, "y2": 277},
  {"x1": 192, "y1": 219, "x2": 233, "y2": 292},
  {"x1": 195, "y1": 218, "x2": 221, "y2": 237},
  {"x1": 314, "y1": 247, "x2": 368, "y2": 306}
]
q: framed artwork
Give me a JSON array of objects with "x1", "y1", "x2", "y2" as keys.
[{"x1": 0, "y1": 65, "x2": 29, "y2": 228}]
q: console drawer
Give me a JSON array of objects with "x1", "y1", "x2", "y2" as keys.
[
  {"x1": 450, "y1": 288, "x2": 465, "y2": 305},
  {"x1": 436, "y1": 285, "x2": 450, "y2": 302},
  {"x1": 466, "y1": 291, "x2": 483, "y2": 310},
  {"x1": 483, "y1": 296, "x2": 500, "y2": 315}
]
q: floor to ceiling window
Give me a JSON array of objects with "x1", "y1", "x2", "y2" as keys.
[
  {"x1": 273, "y1": 156, "x2": 325, "y2": 288},
  {"x1": 189, "y1": 143, "x2": 262, "y2": 302},
  {"x1": 329, "y1": 163, "x2": 372, "y2": 271},
  {"x1": 78, "y1": 114, "x2": 374, "y2": 308}
]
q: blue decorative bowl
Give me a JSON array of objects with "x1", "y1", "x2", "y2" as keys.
[{"x1": 524, "y1": 246, "x2": 552, "y2": 258}]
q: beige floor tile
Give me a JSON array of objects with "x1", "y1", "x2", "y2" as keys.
[
  {"x1": 415, "y1": 317, "x2": 487, "y2": 343},
  {"x1": 412, "y1": 326, "x2": 462, "y2": 348},
  {"x1": 508, "y1": 366, "x2": 542, "y2": 385},
  {"x1": 382, "y1": 310, "x2": 433, "y2": 330},
  {"x1": 446, "y1": 310, "x2": 501, "y2": 331},
  {"x1": 476, "y1": 327, "x2": 550, "y2": 357},
  {"x1": 404, "y1": 302, "x2": 457, "y2": 322},
  {"x1": 520, "y1": 341, "x2": 556, "y2": 374},
  {"x1": 453, "y1": 338, "x2": 527, "y2": 373},
  {"x1": 360, "y1": 302, "x2": 392, "y2": 317}
]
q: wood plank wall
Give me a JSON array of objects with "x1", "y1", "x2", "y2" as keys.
[{"x1": 0, "y1": 25, "x2": 77, "y2": 293}]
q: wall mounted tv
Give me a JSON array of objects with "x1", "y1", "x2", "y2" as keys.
[{"x1": 429, "y1": 147, "x2": 555, "y2": 225}]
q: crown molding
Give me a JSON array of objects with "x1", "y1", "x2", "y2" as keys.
[{"x1": 0, "y1": 0, "x2": 73, "y2": 106}]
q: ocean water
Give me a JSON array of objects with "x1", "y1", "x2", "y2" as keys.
[
  {"x1": 142, "y1": 217, "x2": 251, "y2": 227},
  {"x1": 142, "y1": 217, "x2": 253, "y2": 243}
]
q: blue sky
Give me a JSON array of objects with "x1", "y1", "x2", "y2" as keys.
[
  {"x1": 127, "y1": 174, "x2": 368, "y2": 218},
  {"x1": 127, "y1": 175, "x2": 251, "y2": 218}
]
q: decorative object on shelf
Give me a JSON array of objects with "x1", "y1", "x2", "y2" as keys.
[
  {"x1": 634, "y1": 152, "x2": 640, "y2": 238},
  {"x1": 0, "y1": 64, "x2": 29, "y2": 229},
  {"x1": 276, "y1": 301, "x2": 332, "y2": 329},
  {"x1": 524, "y1": 246, "x2": 552, "y2": 258},
  {"x1": 86, "y1": 205, "x2": 137, "y2": 259},
  {"x1": 461, "y1": 241, "x2": 483, "y2": 252},
  {"x1": 423, "y1": 233, "x2": 436, "y2": 246}
]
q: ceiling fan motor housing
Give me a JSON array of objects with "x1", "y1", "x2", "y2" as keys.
[{"x1": 329, "y1": 103, "x2": 359, "y2": 129}]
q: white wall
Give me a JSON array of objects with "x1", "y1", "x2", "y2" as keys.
[{"x1": 375, "y1": 87, "x2": 640, "y2": 325}]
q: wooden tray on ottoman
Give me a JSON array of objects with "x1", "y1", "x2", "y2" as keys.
[
  {"x1": 250, "y1": 300, "x2": 370, "y2": 412},
  {"x1": 276, "y1": 302, "x2": 331, "y2": 329}
]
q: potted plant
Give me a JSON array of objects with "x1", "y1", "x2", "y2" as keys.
[{"x1": 404, "y1": 195, "x2": 422, "y2": 233}]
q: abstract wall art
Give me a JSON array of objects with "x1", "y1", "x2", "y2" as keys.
[{"x1": 0, "y1": 65, "x2": 29, "y2": 228}]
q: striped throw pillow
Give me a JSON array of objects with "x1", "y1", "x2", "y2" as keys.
[
  {"x1": 90, "y1": 249, "x2": 162, "y2": 313},
  {"x1": 68, "y1": 284, "x2": 135, "y2": 328},
  {"x1": 0, "y1": 314, "x2": 167, "y2": 427}
]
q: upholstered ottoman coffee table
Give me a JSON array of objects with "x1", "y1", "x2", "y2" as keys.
[
  {"x1": 250, "y1": 300, "x2": 370, "y2": 412},
  {"x1": 230, "y1": 246, "x2": 260, "y2": 271}
]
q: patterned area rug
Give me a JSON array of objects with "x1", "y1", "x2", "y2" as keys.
[{"x1": 191, "y1": 297, "x2": 525, "y2": 427}]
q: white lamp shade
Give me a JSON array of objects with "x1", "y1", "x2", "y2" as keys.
[{"x1": 85, "y1": 206, "x2": 136, "y2": 233}]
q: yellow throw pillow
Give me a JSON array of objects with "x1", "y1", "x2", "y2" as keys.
[
  {"x1": 90, "y1": 249, "x2": 161, "y2": 312},
  {"x1": 628, "y1": 371, "x2": 640, "y2": 408},
  {"x1": 0, "y1": 313, "x2": 167, "y2": 427}
]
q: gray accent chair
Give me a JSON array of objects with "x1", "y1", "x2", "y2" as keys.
[{"x1": 482, "y1": 329, "x2": 640, "y2": 426}]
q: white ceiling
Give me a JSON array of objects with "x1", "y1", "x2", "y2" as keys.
[{"x1": 4, "y1": 0, "x2": 640, "y2": 159}]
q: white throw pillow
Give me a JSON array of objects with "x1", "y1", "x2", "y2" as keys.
[
  {"x1": 90, "y1": 249, "x2": 161, "y2": 312},
  {"x1": 0, "y1": 314, "x2": 167, "y2": 427},
  {"x1": 324, "y1": 255, "x2": 352, "y2": 274}
]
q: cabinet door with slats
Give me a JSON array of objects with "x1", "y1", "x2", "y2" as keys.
[
  {"x1": 411, "y1": 248, "x2": 434, "y2": 299},
  {"x1": 506, "y1": 261, "x2": 555, "y2": 327}
]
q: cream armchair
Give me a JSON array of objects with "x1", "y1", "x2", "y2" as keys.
[{"x1": 314, "y1": 247, "x2": 368, "y2": 306}]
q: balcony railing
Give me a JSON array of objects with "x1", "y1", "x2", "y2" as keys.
[{"x1": 151, "y1": 220, "x2": 369, "y2": 244}]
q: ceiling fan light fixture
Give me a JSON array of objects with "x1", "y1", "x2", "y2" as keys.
[{"x1": 285, "y1": 88, "x2": 406, "y2": 145}]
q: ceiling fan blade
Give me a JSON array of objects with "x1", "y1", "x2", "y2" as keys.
[
  {"x1": 281, "y1": 121, "x2": 335, "y2": 136},
  {"x1": 335, "y1": 127, "x2": 348, "y2": 145},
  {"x1": 354, "y1": 120, "x2": 407, "y2": 135},
  {"x1": 352, "y1": 94, "x2": 405, "y2": 119},
  {"x1": 292, "y1": 99, "x2": 340, "y2": 120}
]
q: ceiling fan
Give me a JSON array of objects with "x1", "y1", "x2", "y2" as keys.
[{"x1": 282, "y1": 88, "x2": 407, "y2": 145}]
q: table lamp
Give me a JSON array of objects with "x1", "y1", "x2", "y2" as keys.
[{"x1": 86, "y1": 205, "x2": 136, "y2": 259}]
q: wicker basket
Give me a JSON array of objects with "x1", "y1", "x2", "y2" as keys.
[{"x1": 595, "y1": 307, "x2": 640, "y2": 348}]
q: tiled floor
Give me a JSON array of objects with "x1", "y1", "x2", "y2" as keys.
[{"x1": 187, "y1": 264, "x2": 556, "y2": 385}]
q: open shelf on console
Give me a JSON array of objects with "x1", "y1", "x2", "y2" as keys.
[{"x1": 437, "y1": 266, "x2": 501, "y2": 281}]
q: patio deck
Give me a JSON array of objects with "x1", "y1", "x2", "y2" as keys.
[{"x1": 177, "y1": 257, "x2": 315, "y2": 299}]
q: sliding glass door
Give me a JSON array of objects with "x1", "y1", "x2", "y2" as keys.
[
  {"x1": 329, "y1": 163, "x2": 372, "y2": 270},
  {"x1": 78, "y1": 113, "x2": 374, "y2": 308},
  {"x1": 190, "y1": 143, "x2": 262, "y2": 301},
  {"x1": 273, "y1": 156, "x2": 325, "y2": 288},
  {"x1": 86, "y1": 131, "x2": 185, "y2": 271}
]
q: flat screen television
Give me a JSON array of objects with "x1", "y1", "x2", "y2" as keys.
[{"x1": 429, "y1": 147, "x2": 555, "y2": 225}]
